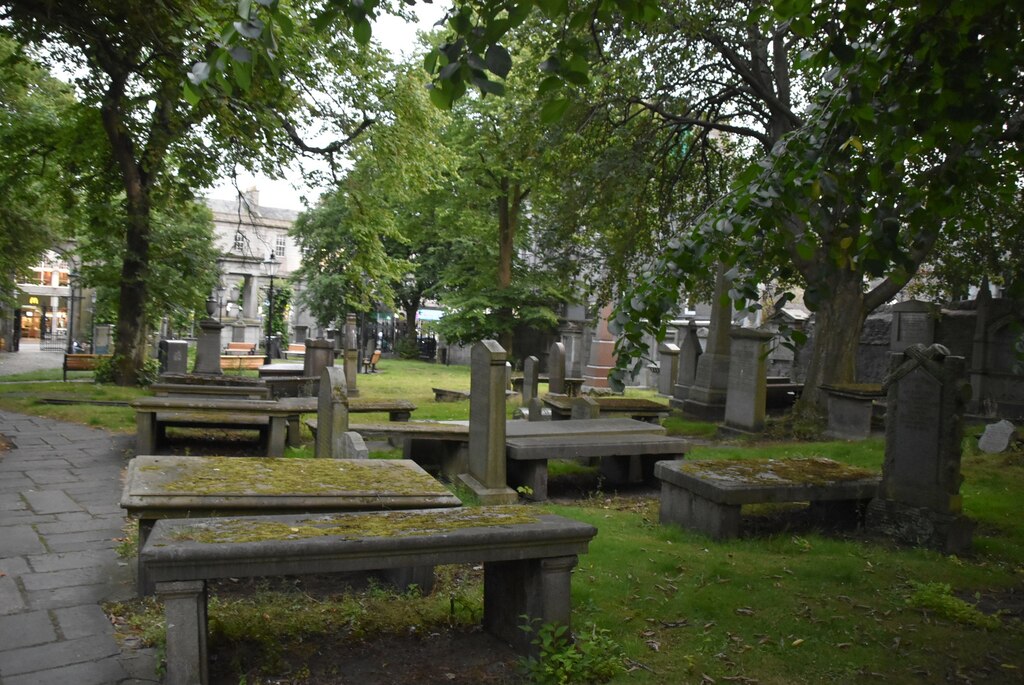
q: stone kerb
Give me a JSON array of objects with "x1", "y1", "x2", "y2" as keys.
[
  {"x1": 548, "y1": 342, "x2": 566, "y2": 395},
  {"x1": 314, "y1": 366, "x2": 349, "y2": 458},
  {"x1": 866, "y1": 343, "x2": 975, "y2": 554},
  {"x1": 722, "y1": 328, "x2": 774, "y2": 433},
  {"x1": 460, "y1": 340, "x2": 518, "y2": 504}
]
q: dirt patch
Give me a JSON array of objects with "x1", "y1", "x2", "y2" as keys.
[{"x1": 0, "y1": 433, "x2": 11, "y2": 452}]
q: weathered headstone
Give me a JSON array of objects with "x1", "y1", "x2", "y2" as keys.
[
  {"x1": 528, "y1": 396, "x2": 547, "y2": 422},
  {"x1": 522, "y1": 356, "x2": 540, "y2": 406},
  {"x1": 571, "y1": 396, "x2": 600, "y2": 420},
  {"x1": 671, "y1": 320, "x2": 703, "y2": 409},
  {"x1": 548, "y1": 342, "x2": 566, "y2": 395},
  {"x1": 161, "y1": 340, "x2": 189, "y2": 375},
  {"x1": 303, "y1": 338, "x2": 335, "y2": 379},
  {"x1": 866, "y1": 343, "x2": 975, "y2": 554},
  {"x1": 582, "y1": 303, "x2": 616, "y2": 390},
  {"x1": 890, "y1": 299, "x2": 937, "y2": 352},
  {"x1": 723, "y1": 328, "x2": 773, "y2": 433},
  {"x1": 459, "y1": 340, "x2": 518, "y2": 504},
  {"x1": 341, "y1": 431, "x2": 369, "y2": 459},
  {"x1": 192, "y1": 318, "x2": 224, "y2": 376},
  {"x1": 343, "y1": 313, "x2": 359, "y2": 397},
  {"x1": 978, "y1": 419, "x2": 1016, "y2": 454},
  {"x1": 314, "y1": 366, "x2": 349, "y2": 458},
  {"x1": 657, "y1": 343, "x2": 680, "y2": 397},
  {"x1": 683, "y1": 265, "x2": 731, "y2": 419}
]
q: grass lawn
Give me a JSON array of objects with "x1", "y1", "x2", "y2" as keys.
[{"x1": 3, "y1": 358, "x2": 1021, "y2": 683}]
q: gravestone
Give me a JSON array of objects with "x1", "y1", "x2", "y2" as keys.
[
  {"x1": 723, "y1": 328, "x2": 774, "y2": 433},
  {"x1": 582, "y1": 303, "x2": 616, "y2": 390},
  {"x1": 658, "y1": 343, "x2": 680, "y2": 397},
  {"x1": 890, "y1": 299, "x2": 937, "y2": 352},
  {"x1": 303, "y1": 338, "x2": 335, "y2": 379},
  {"x1": 548, "y1": 342, "x2": 566, "y2": 395},
  {"x1": 522, "y1": 356, "x2": 540, "y2": 406},
  {"x1": 93, "y1": 324, "x2": 112, "y2": 354},
  {"x1": 571, "y1": 396, "x2": 600, "y2": 420},
  {"x1": 683, "y1": 265, "x2": 731, "y2": 419},
  {"x1": 866, "y1": 344, "x2": 975, "y2": 554},
  {"x1": 192, "y1": 318, "x2": 224, "y2": 376},
  {"x1": 528, "y1": 396, "x2": 546, "y2": 422},
  {"x1": 671, "y1": 320, "x2": 703, "y2": 409},
  {"x1": 341, "y1": 431, "x2": 369, "y2": 459},
  {"x1": 343, "y1": 313, "x2": 359, "y2": 397},
  {"x1": 978, "y1": 420, "x2": 1016, "y2": 454},
  {"x1": 459, "y1": 340, "x2": 518, "y2": 504},
  {"x1": 159, "y1": 339, "x2": 189, "y2": 375},
  {"x1": 314, "y1": 367, "x2": 349, "y2": 458}
]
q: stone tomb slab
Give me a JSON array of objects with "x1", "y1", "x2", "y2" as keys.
[
  {"x1": 655, "y1": 458, "x2": 880, "y2": 540},
  {"x1": 122, "y1": 454, "x2": 459, "y2": 592},
  {"x1": 541, "y1": 395, "x2": 671, "y2": 422}
]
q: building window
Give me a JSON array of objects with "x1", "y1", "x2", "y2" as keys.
[
  {"x1": 275, "y1": 235, "x2": 286, "y2": 258},
  {"x1": 233, "y1": 231, "x2": 246, "y2": 253}
]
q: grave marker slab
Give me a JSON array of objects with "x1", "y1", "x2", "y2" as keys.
[
  {"x1": 978, "y1": 420, "x2": 1016, "y2": 454},
  {"x1": 460, "y1": 340, "x2": 518, "y2": 504},
  {"x1": 548, "y1": 342, "x2": 566, "y2": 395},
  {"x1": 522, "y1": 356, "x2": 540, "y2": 406},
  {"x1": 344, "y1": 313, "x2": 359, "y2": 397},
  {"x1": 314, "y1": 367, "x2": 349, "y2": 459},
  {"x1": 723, "y1": 328, "x2": 773, "y2": 433}
]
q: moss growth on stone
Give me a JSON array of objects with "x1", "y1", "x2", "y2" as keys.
[
  {"x1": 169, "y1": 507, "x2": 540, "y2": 544},
  {"x1": 152, "y1": 457, "x2": 444, "y2": 496},
  {"x1": 679, "y1": 457, "x2": 877, "y2": 486}
]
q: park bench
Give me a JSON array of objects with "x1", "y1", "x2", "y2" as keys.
[
  {"x1": 362, "y1": 348, "x2": 382, "y2": 373},
  {"x1": 142, "y1": 506, "x2": 597, "y2": 685},
  {"x1": 284, "y1": 343, "x2": 306, "y2": 359},
  {"x1": 121, "y1": 454, "x2": 460, "y2": 593},
  {"x1": 223, "y1": 342, "x2": 256, "y2": 355},
  {"x1": 654, "y1": 458, "x2": 881, "y2": 540},
  {"x1": 219, "y1": 355, "x2": 264, "y2": 371},
  {"x1": 62, "y1": 353, "x2": 111, "y2": 382},
  {"x1": 132, "y1": 396, "x2": 299, "y2": 457}
]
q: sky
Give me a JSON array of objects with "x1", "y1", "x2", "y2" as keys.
[{"x1": 205, "y1": 5, "x2": 446, "y2": 212}]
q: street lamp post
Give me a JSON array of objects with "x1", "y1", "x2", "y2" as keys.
[
  {"x1": 262, "y1": 253, "x2": 279, "y2": 365},
  {"x1": 66, "y1": 270, "x2": 78, "y2": 354},
  {"x1": 216, "y1": 284, "x2": 226, "y2": 323}
]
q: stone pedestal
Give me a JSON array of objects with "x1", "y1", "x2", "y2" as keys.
[
  {"x1": 459, "y1": 340, "x2": 518, "y2": 504},
  {"x1": 866, "y1": 344, "x2": 974, "y2": 554},
  {"x1": 192, "y1": 319, "x2": 224, "y2": 376},
  {"x1": 582, "y1": 303, "x2": 616, "y2": 391},
  {"x1": 723, "y1": 328, "x2": 773, "y2": 433}
]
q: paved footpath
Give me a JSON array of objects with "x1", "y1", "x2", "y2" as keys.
[{"x1": 0, "y1": 410, "x2": 159, "y2": 684}]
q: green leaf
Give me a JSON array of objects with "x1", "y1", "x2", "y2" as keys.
[
  {"x1": 353, "y1": 18, "x2": 372, "y2": 44},
  {"x1": 232, "y1": 58, "x2": 252, "y2": 91},
  {"x1": 485, "y1": 44, "x2": 512, "y2": 78},
  {"x1": 423, "y1": 50, "x2": 438, "y2": 75},
  {"x1": 537, "y1": 0, "x2": 569, "y2": 19},
  {"x1": 540, "y1": 97, "x2": 570, "y2": 123},
  {"x1": 538, "y1": 75, "x2": 562, "y2": 96},
  {"x1": 312, "y1": 8, "x2": 338, "y2": 31},
  {"x1": 471, "y1": 75, "x2": 506, "y2": 96},
  {"x1": 427, "y1": 83, "x2": 454, "y2": 110},
  {"x1": 182, "y1": 80, "x2": 201, "y2": 106},
  {"x1": 562, "y1": 69, "x2": 589, "y2": 86},
  {"x1": 273, "y1": 10, "x2": 294, "y2": 37},
  {"x1": 237, "y1": 0, "x2": 252, "y2": 20}
]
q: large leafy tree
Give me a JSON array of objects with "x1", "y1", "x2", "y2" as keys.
[{"x1": 2, "y1": 0, "x2": 382, "y2": 384}]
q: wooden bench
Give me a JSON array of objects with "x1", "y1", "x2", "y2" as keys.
[
  {"x1": 223, "y1": 342, "x2": 256, "y2": 355},
  {"x1": 142, "y1": 506, "x2": 596, "y2": 685},
  {"x1": 507, "y1": 432, "x2": 688, "y2": 501},
  {"x1": 284, "y1": 343, "x2": 306, "y2": 359},
  {"x1": 132, "y1": 396, "x2": 299, "y2": 457},
  {"x1": 219, "y1": 355, "x2": 264, "y2": 371},
  {"x1": 62, "y1": 353, "x2": 111, "y2": 382},
  {"x1": 121, "y1": 455, "x2": 461, "y2": 593},
  {"x1": 362, "y1": 349, "x2": 382, "y2": 373},
  {"x1": 654, "y1": 458, "x2": 881, "y2": 540}
]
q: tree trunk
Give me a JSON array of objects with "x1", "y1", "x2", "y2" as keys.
[
  {"x1": 402, "y1": 297, "x2": 420, "y2": 352},
  {"x1": 794, "y1": 272, "x2": 868, "y2": 414},
  {"x1": 495, "y1": 178, "x2": 520, "y2": 354}
]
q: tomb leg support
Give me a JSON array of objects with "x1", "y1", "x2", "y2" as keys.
[
  {"x1": 136, "y1": 519, "x2": 156, "y2": 596},
  {"x1": 267, "y1": 417, "x2": 287, "y2": 457},
  {"x1": 600, "y1": 455, "x2": 643, "y2": 485},
  {"x1": 379, "y1": 565, "x2": 436, "y2": 595},
  {"x1": 157, "y1": 580, "x2": 208, "y2": 685},
  {"x1": 483, "y1": 555, "x2": 578, "y2": 654},
  {"x1": 506, "y1": 459, "x2": 548, "y2": 501},
  {"x1": 287, "y1": 416, "x2": 301, "y2": 447},
  {"x1": 659, "y1": 482, "x2": 741, "y2": 540},
  {"x1": 135, "y1": 411, "x2": 157, "y2": 454}
]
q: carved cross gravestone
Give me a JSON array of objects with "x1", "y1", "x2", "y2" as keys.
[{"x1": 866, "y1": 344, "x2": 975, "y2": 554}]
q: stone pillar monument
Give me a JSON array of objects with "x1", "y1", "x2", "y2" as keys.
[
  {"x1": 722, "y1": 328, "x2": 773, "y2": 433},
  {"x1": 582, "y1": 303, "x2": 616, "y2": 391},
  {"x1": 343, "y1": 313, "x2": 359, "y2": 397},
  {"x1": 192, "y1": 316, "x2": 224, "y2": 376},
  {"x1": 866, "y1": 344, "x2": 974, "y2": 554},
  {"x1": 459, "y1": 340, "x2": 518, "y2": 504},
  {"x1": 683, "y1": 267, "x2": 731, "y2": 419},
  {"x1": 522, "y1": 355, "x2": 539, "y2": 406}
]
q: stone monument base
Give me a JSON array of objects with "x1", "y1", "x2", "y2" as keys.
[
  {"x1": 680, "y1": 397, "x2": 726, "y2": 421},
  {"x1": 457, "y1": 472, "x2": 519, "y2": 505},
  {"x1": 865, "y1": 498, "x2": 974, "y2": 555}
]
